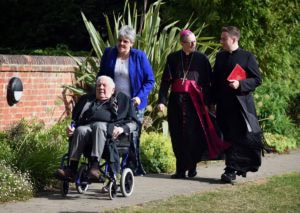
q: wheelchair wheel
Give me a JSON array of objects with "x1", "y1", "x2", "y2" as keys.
[
  {"x1": 108, "y1": 180, "x2": 118, "y2": 200},
  {"x1": 76, "y1": 164, "x2": 89, "y2": 194},
  {"x1": 120, "y1": 168, "x2": 134, "y2": 197},
  {"x1": 61, "y1": 180, "x2": 69, "y2": 197}
]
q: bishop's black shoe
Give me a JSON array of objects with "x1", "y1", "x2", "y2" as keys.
[
  {"x1": 171, "y1": 171, "x2": 186, "y2": 179},
  {"x1": 221, "y1": 172, "x2": 236, "y2": 183}
]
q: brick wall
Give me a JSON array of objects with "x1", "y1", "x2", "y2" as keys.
[{"x1": 0, "y1": 54, "x2": 81, "y2": 130}]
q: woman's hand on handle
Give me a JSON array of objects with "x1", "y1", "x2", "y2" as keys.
[{"x1": 158, "y1": 103, "x2": 166, "y2": 112}]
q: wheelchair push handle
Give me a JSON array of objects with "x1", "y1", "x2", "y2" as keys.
[
  {"x1": 70, "y1": 121, "x2": 76, "y2": 128},
  {"x1": 66, "y1": 121, "x2": 76, "y2": 137}
]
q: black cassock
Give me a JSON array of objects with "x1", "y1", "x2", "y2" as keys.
[
  {"x1": 158, "y1": 50, "x2": 212, "y2": 172},
  {"x1": 212, "y1": 48, "x2": 263, "y2": 175}
]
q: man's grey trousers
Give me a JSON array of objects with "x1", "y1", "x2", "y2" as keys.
[{"x1": 69, "y1": 122, "x2": 107, "y2": 162}]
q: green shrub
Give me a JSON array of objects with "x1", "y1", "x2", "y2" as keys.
[
  {"x1": 140, "y1": 132, "x2": 175, "y2": 173},
  {"x1": 289, "y1": 92, "x2": 300, "y2": 146},
  {"x1": 254, "y1": 79, "x2": 300, "y2": 150},
  {"x1": 0, "y1": 161, "x2": 33, "y2": 202},
  {"x1": 264, "y1": 132, "x2": 297, "y2": 153},
  {"x1": 255, "y1": 79, "x2": 297, "y2": 137},
  {"x1": 0, "y1": 133, "x2": 14, "y2": 165},
  {"x1": 5, "y1": 119, "x2": 69, "y2": 191}
]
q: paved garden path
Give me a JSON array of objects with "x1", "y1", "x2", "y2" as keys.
[{"x1": 1, "y1": 149, "x2": 300, "y2": 213}]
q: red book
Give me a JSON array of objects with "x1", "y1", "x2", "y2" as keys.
[{"x1": 227, "y1": 64, "x2": 247, "y2": 81}]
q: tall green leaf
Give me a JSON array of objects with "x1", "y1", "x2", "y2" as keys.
[{"x1": 67, "y1": 0, "x2": 218, "y2": 131}]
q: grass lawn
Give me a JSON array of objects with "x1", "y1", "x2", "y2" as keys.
[{"x1": 106, "y1": 172, "x2": 300, "y2": 213}]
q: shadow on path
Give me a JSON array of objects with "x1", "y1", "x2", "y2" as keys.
[
  {"x1": 36, "y1": 187, "x2": 114, "y2": 201},
  {"x1": 143, "y1": 173, "x2": 221, "y2": 184}
]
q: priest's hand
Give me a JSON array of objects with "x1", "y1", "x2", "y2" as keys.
[{"x1": 228, "y1": 80, "x2": 240, "y2": 90}]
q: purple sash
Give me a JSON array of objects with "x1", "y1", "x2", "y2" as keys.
[{"x1": 171, "y1": 79, "x2": 231, "y2": 158}]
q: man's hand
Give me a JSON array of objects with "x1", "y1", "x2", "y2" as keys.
[
  {"x1": 66, "y1": 125, "x2": 75, "y2": 137},
  {"x1": 228, "y1": 80, "x2": 240, "y2": 90},
  {"x1": 131, "y1": 97, "x2": 141, "y2": 106},
  {"x1": 112, "y1": 126, "x2": 124, "y2": 139},
  {"x1": 209, "y1": 104, "x2": 216, "y2": 114}
]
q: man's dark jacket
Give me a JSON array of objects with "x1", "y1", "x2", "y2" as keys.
[{"x1": 71, "y1": 91, "x2": 140, "y2": 174}]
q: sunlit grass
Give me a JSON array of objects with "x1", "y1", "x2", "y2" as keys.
[{"x1": 107, "y1": 172, "x2": 300, "y2": 213}]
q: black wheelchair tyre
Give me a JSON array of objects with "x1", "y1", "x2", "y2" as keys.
[
  {"x1": 108, "y1": 180, "x2": 118, "y2": 200},
  {"x1": 76, "y1": 164, "x2": 89, "y2": 194},
  {"x1": 120, "y1": 168, "x2": 134, "y2": 197},
  {"x1": 61, "y1": 180, "x2": 69, "y2": 197}
]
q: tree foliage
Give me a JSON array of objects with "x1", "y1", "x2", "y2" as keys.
[
  {"x1": 161, "y1": 0, "x2": 299, "y2": 82},
  {"x1": 161, "y1": 0, "x2": 300, "y2": 142},
  {"x1": 0, "y1": 0, "x2": 143, "y2": 52}
]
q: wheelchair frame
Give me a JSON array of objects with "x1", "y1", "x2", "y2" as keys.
[{"x1": 59, "y1": 133, "x2": 135, "y2": 200}]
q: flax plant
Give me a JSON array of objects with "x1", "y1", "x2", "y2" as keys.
[{"x1": 66, "y1": 0, "x2": 219, "y2": 131}]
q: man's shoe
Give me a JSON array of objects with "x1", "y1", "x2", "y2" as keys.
[
  {"x1": 88, "y1": 168, "x2": 100, "y2": 180},
  {"x1": 236, "y1": 171, "x2": 247, "y2": 177},
  {"x1": 56, "y1": 168, "x2": 75, "y2": 180},
  {"x1": 188, "y1": 169, "x2": 197, "y2": 178},
  {"x1": 171, "y1": 172, "x2": 186, "y2": 179},
  {"x1": 221, "y1": 172, "x2": 236, "y2": 183}
]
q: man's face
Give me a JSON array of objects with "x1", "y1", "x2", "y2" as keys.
[
  {"x1": 96, "y1": 78, "x2": 115, "y2": 100},
  {"x1": 181, "y1": 33, "x2": 197, "y2": 53},
  {"x1": 117, "y1": 36, "x2": 133, "y2": 55},
  {"x1": 220, "y1": 32, "x2": 235, "y2": 51}
]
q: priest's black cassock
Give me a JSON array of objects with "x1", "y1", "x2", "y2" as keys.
[{"x1": 212, "y1": 48, "x2": 263, "y2": 175}]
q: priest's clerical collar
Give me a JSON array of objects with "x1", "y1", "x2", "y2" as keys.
[
  {"x1": 228, "y1": 46, "x2": 239, "y2": 54},
  {"x1": 182, "y1": 49, "x2": 194, "y2": 56}
]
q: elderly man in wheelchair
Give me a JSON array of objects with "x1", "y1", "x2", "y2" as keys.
[{"x1": 56, "y1": 76, "x2": 139, "y2": 196}]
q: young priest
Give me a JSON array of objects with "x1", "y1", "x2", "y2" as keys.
[{"x1": 211, "y1": 26, "x2": 263, "y2": 183}]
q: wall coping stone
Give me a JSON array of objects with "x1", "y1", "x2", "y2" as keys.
[{"x1": 0, "y1": 54, "x2": 86, "y2": 72}]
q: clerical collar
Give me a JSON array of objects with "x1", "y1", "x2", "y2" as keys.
[
  {"x1": 182, "y1": 49, "x2": 194, "y2": 56},
  {"x1": 229, "y1": 47, "x2": 240, "y2": 54}
]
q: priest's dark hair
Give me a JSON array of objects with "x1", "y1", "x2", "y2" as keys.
[{"x1": 222, "y1": 26, "x2": 240, "y2": 40}]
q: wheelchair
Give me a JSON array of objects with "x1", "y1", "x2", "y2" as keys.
[{"x1": 59, "y1": 132, "x2": 135, "y2": 200}]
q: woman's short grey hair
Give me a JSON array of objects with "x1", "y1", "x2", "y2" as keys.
[{"x1": 118, "y1": 25, "x2": 136, "y2": 43}]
